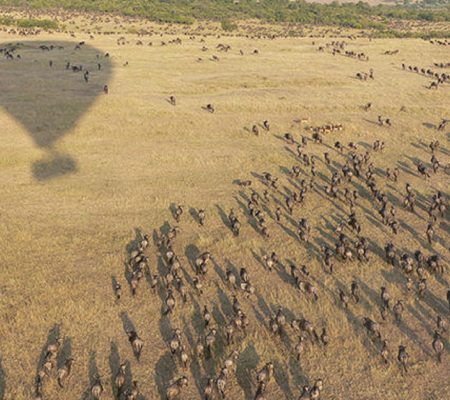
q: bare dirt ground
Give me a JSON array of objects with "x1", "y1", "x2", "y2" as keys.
[{"x1": 0, "y1": 14, "x2": 449, "y2": 400}]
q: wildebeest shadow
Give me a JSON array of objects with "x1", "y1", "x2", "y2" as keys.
[
  {"x1": 236, "y1": 342, "x2": 260, "y2": 400},
  {"x1": 181, "y1": 317, "x2": 203, "y2": 397},
  {"x1": 36, "y1": 324, "x2": 61, "y2": 378},
  {"x1": 109, "y1": 341, "x2": 121, "y2": 399},
  {"x1": 155, "y1": 352, "x2": 174, "y2": 400},
  {"x1": 363, "y1": 118, "x2": 381, "y2": 126},
  {"x1": 126, "y1": 228, "x2": 145, "y2": 256},
  {"x1": 80, "y1": 350, "x2": 100, "y2": 400},
  {"x1": 422, "y1": 122, "x2": 436, "y2": 129},
  {"x1": 189, "y1": 207, "x2": 201, "y2": 225},
  {"x1": 0, "y1": 356, "x2": 4, "y2": 400},
  {"x1": 185, "y1": 244, "x2": 200, "y2": 274},
  {"x1": 120, "y1": 311, "x2": 137, "y2": 334},
  {"x1": 216, "y1": 204, "x2": 232, "y2": 233},
  {"x1": 0, "y1": 41, "x2": 112, "y2": 181},
  {"x1": 273, "y1": 359, "x2": 294, "y2": 399},
  {"x1": 57, "y1": 336, "x2": 72, "y2": 370}
]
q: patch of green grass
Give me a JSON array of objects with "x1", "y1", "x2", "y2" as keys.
[{"x1": 0, "y1": 15, "x2": 58, "y2": 29}]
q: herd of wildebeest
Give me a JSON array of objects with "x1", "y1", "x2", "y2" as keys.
[{"x1": 0, "y1": 12, "x2": 449, "y2": 400}]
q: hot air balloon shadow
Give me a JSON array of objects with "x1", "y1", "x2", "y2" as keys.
[{"x1": 0, "y1": 41, "x2": 112, "y2": 181}]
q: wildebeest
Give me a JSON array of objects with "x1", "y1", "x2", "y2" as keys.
[
  {"x1": 397, "y1": 345, "x2": 409, "y2": 374},
  {"x1": 166, "y1": 376, "x2": 188, "y2": 400},
  {"x1": 127, "y1": 330, "x2": 144, "y2": 360}
]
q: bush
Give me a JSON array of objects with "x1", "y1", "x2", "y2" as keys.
[
  {"x1": 0, "y1": 16, "x2": 58, "y2": 30},
  {"x1": 221, "y1": 18, "x2": 237, "y2": 32},
  {"x1": 16, "y1": 18, "x2": 58, "y2": 29}
]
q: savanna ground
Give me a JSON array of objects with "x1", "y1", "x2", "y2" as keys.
[{"x1": 0, "y1": 12, "x2": 449, "y2": 400}]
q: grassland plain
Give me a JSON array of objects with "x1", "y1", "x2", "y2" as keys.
[{"x1": 0, "y1": 18, "x2": 449, "y2": 400}]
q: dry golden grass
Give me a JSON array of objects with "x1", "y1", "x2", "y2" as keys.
[{"x1": 0, "y1": 21, "x2": 449, "y2": 400}]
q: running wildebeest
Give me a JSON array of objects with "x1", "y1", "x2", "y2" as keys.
[
  {"x1": 91, "y1": 376, "x2": 104, "y2": 399},
  {"x1": 166, "y1": 376, "x2": 188, "y2": 400},
  {"x1": 127, "y1": 330, "x2": 144, "y2": 360},
  {"x1": 397, "y1": 345, "x2": 409, "y2": 374},
  {"x1": 432, "y1": 331, "x2": 444, "y2": 363}
]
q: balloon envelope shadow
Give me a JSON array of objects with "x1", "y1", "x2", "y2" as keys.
[{"x1": 0, "y1": 40, "x2": 112, "y2": 181}]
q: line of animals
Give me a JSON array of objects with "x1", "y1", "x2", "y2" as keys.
[
  {"x1": 429, "y1": 39, "x2": 450, "y2": 47},
  {"x1": 401, "y1": 64, "x2": 450, "y2": 89},
  {"x1": 356, "y1": 69, "x2": 374, "y2": 81},
  {"x1": 317, "y1": 40, "x2": 369, "y2": 61},
  {"x1": 433, "y1": 62, "x2": 450, "y2": 68}
]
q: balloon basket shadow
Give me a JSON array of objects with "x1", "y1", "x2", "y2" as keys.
[{"x1": 32, "y1": 153, "x2": 77, "y2": 181}]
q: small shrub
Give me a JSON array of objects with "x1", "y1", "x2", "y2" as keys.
[{"x1": 221, "y1": 18, "x2": 237, "y2": 32}]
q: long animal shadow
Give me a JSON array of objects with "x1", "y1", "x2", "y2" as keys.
[
  {"x1": 109, "y1": 341, "x2": 121, "y2": 399},
  {"x1": 185, "y1": 244, "x2": 200, "y2": 274},
  {"x1": 36, "y1": 324, "x2": 61, "y2": 378},
  {"x1": 120, "y1": 311, "x2": 137, "y2": 338},
  {"x1": 236, "y1": 342, "x2": 260, "y2": 400},
  {"x1": 181, "y1": 317, "x2": 204, "y2": 398},
  {"x1": 57, "y1": 336, "x2": 72, "y2": 370},
  {"x1": 155, "y1": 352, "x2": 174, "y2": 400},
  {"x1": 273, "y1": 359, "x2": 294, "y2": 399},
  {"x1": 80, "y1": 350, "x2": 100, "y2": 400},
  {"x1": 216, "y1": 204, "x2": 232, "y2": 234},
  {"x1": 189, "y1": 207, "x2": 202, "y2": 226},
  {"x1": 0, "y1": 41, "x2": 112, "y2": 181},
  {"x1": 0, "y1": 356, "x2": 4, "y2": 400},
  {"x1": 126, "y1": 228, "x2": 145, "y2": 256}
]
